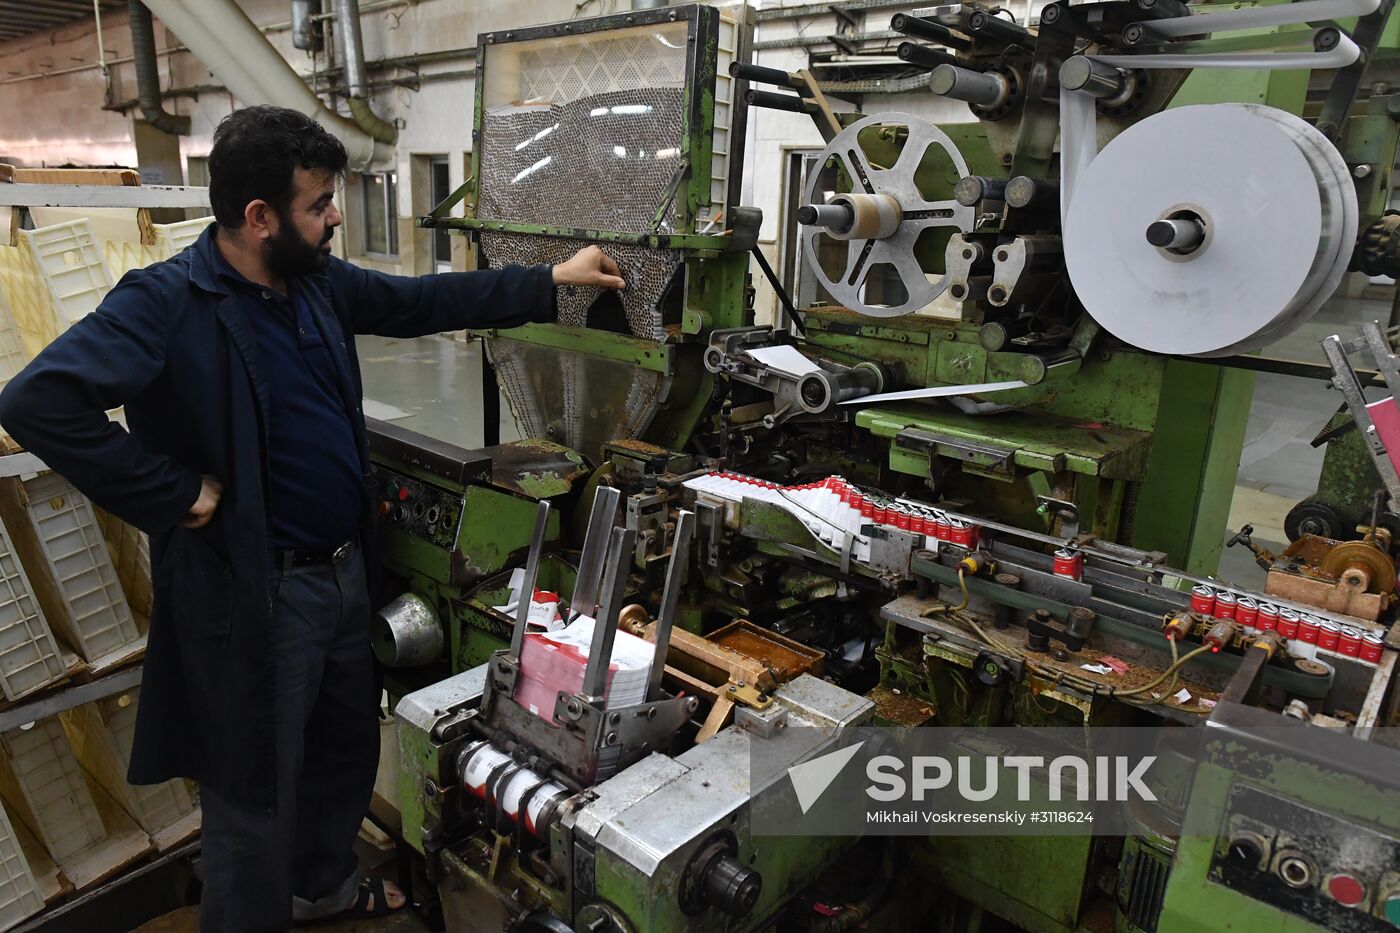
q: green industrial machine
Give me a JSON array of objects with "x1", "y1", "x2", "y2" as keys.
[{"x1": 369, "y1": 1, "x2": 1400, "y2": 930}]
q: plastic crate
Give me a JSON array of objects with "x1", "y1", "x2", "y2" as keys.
[
  {"x1": 0, "y1": 801, "x2": 43, "y2": 931},
  {"x1": 0, "y1": 285, "x2": 29, "y2": 396},
  {"x1": 153, "y1": 218, "x2": 212, "y2": 259},
  {"x1": 7, "y1": 474, "x2": 139, "y2": 662},
  {"x1": 18, "y1": 220, "x2": 112, "y2": 333},
  {"x1": 62, "y1": 691, "x2": 193, "y2": 835},
  {"x1": 0, "y1": 519, "x2": 65, "y2": 702},
  {"x1": 0, "y1": 720, "x2": 104, "y2": 863}
]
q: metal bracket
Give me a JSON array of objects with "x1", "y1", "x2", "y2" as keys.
[
  {"x1": 648, "y1": 510, "x2": 695, "y2": 702},
  {"x1": 895, "y1": 427, "x2": 1017, "y2": 477},
  {"x1": 571, "y1": 486, "x2": 622, "y2": 624},
  {"x1": 508, "y1": 500, "x2": 552, "y2": 662},
  {"x1": 1035, "y1": 495, "x2": 1081, "y2": 539},
  {"x1": 1322, "y1": 327, "x2": 1400, "y2": 506},
  {"x1": 697, "y1": 500, "x2": 724, "y2": 568},
  {"x1": 725, "y1": 681, "x2": 774, "y2": 709},
  {"x1": 554, "y1": 692, "x2": 700, "y2": 755}
]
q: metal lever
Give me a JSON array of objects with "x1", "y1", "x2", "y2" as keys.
[
  {"x1": 509, "y1": 500, "x2": 552, "y2": 661},
  {"x1": 647, "y1": 511, "x2": 695, "y2": 702},
  {"x1": 571, "y1": 485, "x2": 621, "y2": 624},
  {"x1": 581, "y1": 525, "x2": 638, "y2": 702},
  {"x1": 1321, "y1": 331, "x2": 1400, "y2": 505}
]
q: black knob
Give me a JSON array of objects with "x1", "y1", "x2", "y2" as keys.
[
  {"x1": 1226, "y1": 834, "x2": 1265, "y2": 872},
  {"x1": 703, "y1": 853, "x2": 762, "y2": 916}
]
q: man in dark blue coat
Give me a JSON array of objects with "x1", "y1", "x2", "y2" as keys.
[{"x1": 0, "y1": 106, "x2": 623, "y2": 930}]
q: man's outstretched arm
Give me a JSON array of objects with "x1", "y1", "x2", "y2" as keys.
[
  {"x1": 336, "y1": 245, "x2": 625, "y2": 337},
  {"x1": 0, "y1": 272, "x2": 206, "y2": 534}
]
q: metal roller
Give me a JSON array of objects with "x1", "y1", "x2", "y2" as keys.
[{"x1": 799, "y1": 113, "x2": 974, "y2": 318}]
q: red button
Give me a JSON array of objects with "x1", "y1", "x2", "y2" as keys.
[
  {"x1": 398, "y1": 487, "x2": 410, "y2": 501},
  {"x1": 1327, "y1": 874, "x2": 1366, "y2": 907}
]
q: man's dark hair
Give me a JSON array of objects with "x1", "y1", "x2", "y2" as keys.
[{"x1": 208, "y1": 106, "x2": 348, "y2": 228}]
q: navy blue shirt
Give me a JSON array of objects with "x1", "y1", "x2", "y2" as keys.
[{"x1": 211, "y1": 249, "x2": 363, "y2": 551}]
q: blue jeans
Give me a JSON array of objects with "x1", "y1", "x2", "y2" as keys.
[{"x1": 198, "y1": 543, "x2": 379, "y2": 932}]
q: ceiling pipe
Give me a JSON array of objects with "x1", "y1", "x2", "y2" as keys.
[
  {"x1": 128, "y1": 0, "x2": 190, "y2": 134},
  {"x1": 139, "y1": 0, "x2": 393, "y2": 170},
  {"x1": 334, "y1": 0, "x2": 397, "y2": 145}
]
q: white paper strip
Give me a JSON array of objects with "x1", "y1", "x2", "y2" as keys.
[
  {"x1": 839, "y1": 379, "x2": 1027, "y2": 405},
  {"x1": 1139, "y1": 0, "x2": 1380, "y2": 39},
  {"x1": 745, "y1": 344, "x2": 822, "y2": 377}
]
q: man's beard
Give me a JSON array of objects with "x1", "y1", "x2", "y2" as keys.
[{"x1": 264, "y1": 215, "x2": 332, "y2": 279}]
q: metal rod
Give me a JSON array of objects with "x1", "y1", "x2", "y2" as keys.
[
  {"x1": 929, "y1": 64, "x2": 1008, "y2": 107},
  {"x1": 509, "y1": 500, "x2": 552, "y2": 660},
  {"x1": 954, "y1": 176, "x2": 1008, "y2": 206},
  {"x1": 890, "y1": 13, "x2": 972, "y2": 50},
  {"x1": 1059, "y1": 56, "x2": 1128, "y2": 98},
  {"x1": 749, "y1": 245, "x2": 805, "y2": 337},
  {"x1": 0, "y1": 666, "x2": 142, "y2": 734},
  {"x1": 797, "y1": 202, "x2": 855, "y2": 230},
  {"x1": 647, "y1": 511, "x2": 694, "y2": 701},
  {"x1": 92, "y1": 0, "x2": 108, "y2": 75},
  {"x1": 728, "y1": 60, "x2": 803, "y2": 90},
  {"x1": 1361, "y1": 321, "x2": 1400, "y2": 399},
  {"x1": 582, "y1": 526, "x2": 637, "y2": 701},
  {"x1": 1146, "y1": 217, "x2": 1204, "y2": 251},
  {"x1": 745, "y1": 88, "x2": 815, "y2": 114},
  {"x1": 967, "y1": 9, "x2": 1030, "y2": 41},
  {"x1": 896, "y1": 41, "x2": 958, "y2": 69},
  {"x1": 571, "y1": 486, "x2": 621, "y2": 623}
]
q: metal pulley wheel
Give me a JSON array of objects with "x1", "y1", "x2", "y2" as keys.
[
  {"x1": 800, "y1": 113, "x2": 975, "y2": 318},
  {"x1": 1319, "y1": 539, "x2": 1397, "y2": 594}
]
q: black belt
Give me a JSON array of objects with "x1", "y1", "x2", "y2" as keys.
[{"x1": 274, "y1": 539, "x2": 355, "y2": 572}]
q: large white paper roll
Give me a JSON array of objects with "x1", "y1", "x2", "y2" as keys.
[{"x1": 1063, "y1": 104, "x2": 1355, "y2": 357}]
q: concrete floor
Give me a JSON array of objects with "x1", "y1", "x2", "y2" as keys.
[{"x1": 354, "y1": 294, "x2": 1396, "y2": 589}]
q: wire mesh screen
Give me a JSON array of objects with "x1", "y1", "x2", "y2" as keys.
[{"x1": 488, "y1": 337, "x2": 670, "y2": 465}]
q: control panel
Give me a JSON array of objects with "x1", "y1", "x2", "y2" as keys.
[
  {"x1": 1210, "y1": 784, "x2": 1400, "y2": 930},
  {"x1": 375, "y1": 467, "x2": 463, "y2": 550}
]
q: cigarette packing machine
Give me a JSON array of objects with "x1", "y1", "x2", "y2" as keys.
[{"x1": 369, "y1": 2, "x2": 1400, "y2": 930}]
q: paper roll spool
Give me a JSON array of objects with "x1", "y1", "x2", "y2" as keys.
[
  {"x1": 1063, "y1": 104, "x2": 1355, "y2": 357},
  {"x1": 827, "y1": 193, "x2": 902, "y2": 240}
]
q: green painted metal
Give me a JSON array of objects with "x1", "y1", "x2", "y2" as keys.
[
  {"x1": 908, "y1": 835, "x2": 1094, "y2": 933},
  {"x1": 452, "y1": 554, "x2": 579, "y2": 671},
  {"x1": 379, "y1": 484, "x2": 562, "y2": 588},
  {"x1": 437, "y1": 217, "x2": 733, "y2": 255},
  {"x1": 397, "y1": 719, "x2": 444, "y2": 854},
  {"x1": 858, "y1": 405, "x2": 1152, "y2": 480},
  {"x1": 1158, "y1": 733, "x2": 1400, "y2": 931},
  {"x1": 471, "y1": 325, "x2": 676, "y2": 374},
  {"x1": 908, "y1": 555, "x2": 1333, "y2": 698},
  {"x1": 1130, "y1": 362, "x2": 1257, "y2": 574}
]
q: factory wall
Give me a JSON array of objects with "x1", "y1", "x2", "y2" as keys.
[{"x1": 0, "y1": 0, "x2": 1038, "y2": 319}]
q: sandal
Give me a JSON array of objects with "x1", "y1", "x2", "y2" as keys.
[{"x1": 342, "y1": 876, "x2": 397, "y2": 919}]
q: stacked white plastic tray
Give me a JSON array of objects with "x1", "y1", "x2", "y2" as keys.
[
  {"x1": 0, "y1": 518, "x2": 65, "y2": 702},
  {"x1": 0, "y1": 799, "x2": 42, "y2": 931},
  {"x1": 0, "y1": 720, "x2": 104, "y2": 863},
  {"x1": 81, "y1": 690, "x2": 194, "y2": 835},
  {"x1": 17, "y1": 221, "x2": 111, "y2": 334},
  {"x1": 14, "y1": 474, "x2": 140, "y2": 664}
]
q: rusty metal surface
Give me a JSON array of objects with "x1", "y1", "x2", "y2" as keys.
[
  {"x1": 1264, "y1": 569, "x2": 1388, "y2": 622},
  {"x1": 705, "y1": 619, "x2": 825, "y2": 681},
  {"x1": 479, "y1": 439, "x2": 588, "y2": 500}
]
